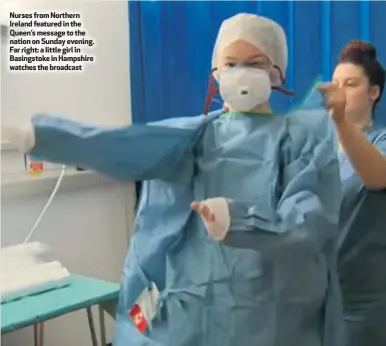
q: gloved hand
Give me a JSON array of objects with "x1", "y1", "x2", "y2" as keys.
[
  {"x1": 191, "y1": 201, "x2": 216, "y2": 222},
  {"x1": 1, "y1": 122, "x2": 35, "y2": 153},
  {"x1": 191, "y1": 198, "x2": 230, "y2": 241}
]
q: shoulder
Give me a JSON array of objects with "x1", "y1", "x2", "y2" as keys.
[
  {"x1": 367, "y1": 125, "x2": 386, "y2": 153},
  {"x1": 287, "y1": 109, "x2": 334, "y2": 140},
  {"x1": 282, "y1": 108, "x2": 340, "y2": 171},
  {"x1": 285, "y1": 109, "x2": 336, "y2": 153},
  {"x1": 367, "y1": 125, "x2": 386, "y2": 141},
  {"x1": 147, "y1": 109, "x2": 223, "y2": 130}
]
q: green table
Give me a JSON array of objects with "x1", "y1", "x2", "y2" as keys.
[{"x1": 1, "y1": 275, "x2": 119, "y2": 346}]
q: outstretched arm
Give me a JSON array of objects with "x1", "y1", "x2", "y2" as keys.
[{"x1": 4, "y1": 111, "x2": 222, "y2": 181}]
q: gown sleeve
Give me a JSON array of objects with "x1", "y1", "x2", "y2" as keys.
[{"x1": 20, "y1": 110, "x2": 222, "y2": 181}]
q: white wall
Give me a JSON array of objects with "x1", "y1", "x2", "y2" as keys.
[{"x1": 1, "y1": 1, "x2": 134, "y2": 345}]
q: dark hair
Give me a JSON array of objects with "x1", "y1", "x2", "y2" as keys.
[{"x1": 339, "y1": 40, "x2": 385, "y2": 108}]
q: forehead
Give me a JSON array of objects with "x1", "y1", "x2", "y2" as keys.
[
  {"x1": 220, "y1": 40, "x2": 266, "y2": 60},
  {"x1": 333, "y1": 62, "x2": 365, "y2": 80}
]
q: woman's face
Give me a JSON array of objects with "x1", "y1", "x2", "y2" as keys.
[
  {"x1": 217, "y1": 40, "x2": 271, "y2": 73},
  {"x1": 216, "y1": 40, "x2": 273, "y2": 113},
  {"x1": 332, "y1": 62, "x2": 380, "y2": 125}
]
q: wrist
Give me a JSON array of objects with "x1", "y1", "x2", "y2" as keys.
[
  {"x1": 331, "y1": 110, "x2": 346, "y2": 124},
  {"x1": 333, "y1": 116, "x2": 351, "y2": 131},
  {"x1": 333, "y1": 118, "x2": 361, "y2": 148}
]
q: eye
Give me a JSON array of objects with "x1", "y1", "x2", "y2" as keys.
[
  {"x1": 345, "y1": 80, "x2": 358, "y2": 87},
  {"x1": 246, "y1": 61, "x2": 268, "y2": 69},
  {"x1": 225, "y1": 62, "x2": 236, "y2": 67}
]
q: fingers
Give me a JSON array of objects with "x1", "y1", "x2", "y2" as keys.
[
  {"x1": 317, "y1": 82, "x2": 346, "y2": 120},
  {"x1": 317, "y1": 82, "x2": 339, "y2": 93},
  {"x1": 191, "y1": 201, "x2": 215, "y2": 222},
  {"x1": 201, "y1": 204, "x2": 215, "y2": 222},
  {"x1": 190, "y1": 202, "x2": 200, "y2": 210}
]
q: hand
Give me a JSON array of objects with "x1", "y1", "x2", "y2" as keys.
[
  {"x1": 191, "y1": 201, "x2": 215, "y2": 222},
  {"x1": 317, "y1": 82, "x2": 346, "y2": 122},
  {"x1": 1, "y1": 123, "x2": 35, "y2": 152},
  {"x1": 191, "y1": 198, "x2": 230, "y2": 241}
]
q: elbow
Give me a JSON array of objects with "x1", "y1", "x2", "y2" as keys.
[
  {"x1": 360, "y1": 158, "x2": 386, "y2": 190},
  {"x1": 361, "y1": 171, "x2": 386, "y2": 190},
  {"x1": 363, "y1": 180, "x2": 386, "y2": 191}
]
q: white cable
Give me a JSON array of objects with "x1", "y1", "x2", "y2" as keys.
[{"x1": 23, "y1": 165, "x2": 67, "y2": 243}]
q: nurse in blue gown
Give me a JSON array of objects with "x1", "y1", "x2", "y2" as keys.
[
  {"x1": 4, "y1": 14, "x2": 343, "y2": 346},
  {"x1": 318, "y1": 40, "x2": 386, "y2": 346}
]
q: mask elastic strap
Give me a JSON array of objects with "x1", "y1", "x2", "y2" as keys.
[
  {"x1": 272, "y1": 86, "x2": 294, "y2": 95},
  {"x1": 203, "y1": 69, "x2": 219, "y2": 115},
  {"x1": 272, "y1": 65, "x2": 294, "y2": 96}
]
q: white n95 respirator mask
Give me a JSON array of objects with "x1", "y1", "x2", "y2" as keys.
[{"x1": 218, "y1": 67, "x2": 272, "y2": 112}]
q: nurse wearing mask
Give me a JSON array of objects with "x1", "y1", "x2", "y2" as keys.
[
  {"x1": 319, "y1": 41, "x2": 386, "y2": 346},
  {"x1": 4, "y1": 14, "x2": 342, "y2": 346}
]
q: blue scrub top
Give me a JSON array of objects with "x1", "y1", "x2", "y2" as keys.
[{"x1": 338, "y1": 125, "x2": 386, "y2": 311}]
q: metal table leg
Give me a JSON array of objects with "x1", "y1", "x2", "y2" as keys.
[
  {"x1": 99, "y1": 305, "x2": 107, "y2": 346},
  {"x1": 33, "y1": 323, "x2": 44, "y2": 346},
  {"x1": 86, "y1": 307, "x2": 98, "y2": 346}
]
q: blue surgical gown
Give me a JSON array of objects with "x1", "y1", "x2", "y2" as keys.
[
  {"x1": 338, "y1": 125, "x2": 386, "y2": 346},
  {"x1": 28, "y1": 101, "x2": 342, "y2": 346}
]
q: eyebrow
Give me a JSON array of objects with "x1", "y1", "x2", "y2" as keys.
[{"x1": 333, "y1": 77, "x2": 359, "y2": 82}]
